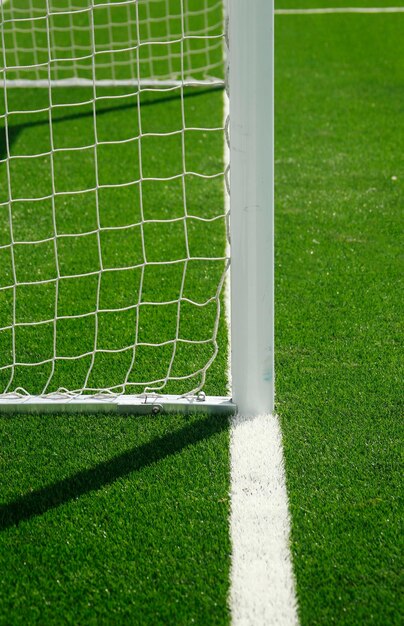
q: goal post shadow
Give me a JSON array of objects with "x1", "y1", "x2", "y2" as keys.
[
  {"x1": 0, "y1": 412, "x2": 229, "y2": 531},
  {"x1": 0, "y1": 85, "x2": 224, "y2": 161}
]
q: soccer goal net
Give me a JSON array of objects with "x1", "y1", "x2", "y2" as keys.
[
  {"x1": 0, "y1": 0, "x2": 274, "y2": 416},
  {"x1": 0, "y1": 0, "x2": 224, "y2": 87}
]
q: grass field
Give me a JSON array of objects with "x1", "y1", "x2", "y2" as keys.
[
  {"x1": 276, "y1": 5, "x2": 403, "y2": 624},
  {"x1": 1, "y1": 1, "x2": 403, "y2": 625}
]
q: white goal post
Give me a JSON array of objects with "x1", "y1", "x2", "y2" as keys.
[{"x1": 0, "y1": 0, "x2": 273, "y2": 417}]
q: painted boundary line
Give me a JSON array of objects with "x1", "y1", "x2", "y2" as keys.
[
  {"x1": 230, "y1": 414, "x2": 299, "y2": 626},
  {"x1": 275, "y1": 7, "x2": 404, "y2": 14}
]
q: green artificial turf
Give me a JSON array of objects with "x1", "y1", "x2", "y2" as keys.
[
  {"x1": 275, "y1": 0, "x2": 404, "y2": 8},
  {"x1": 1, "y1": 3, "x2": 403, "y2": 626},
  {"x1": 0, "y1": 2, "x2": 231, "y2": 625},
  {"x1": 275, "y1": 10, "x2": 403, "y2": 626},
  {"x1": 0, "y1": 413, "x2": 231, "y2": 625}
]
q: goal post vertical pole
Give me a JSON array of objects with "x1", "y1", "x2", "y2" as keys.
[{"x1": 229, "y1": 0, "x2": 274, "y2": 416}]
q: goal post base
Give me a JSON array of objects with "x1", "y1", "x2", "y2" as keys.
[{"x1": 0, "y1": 395, "x2": 236, "y2": 416}]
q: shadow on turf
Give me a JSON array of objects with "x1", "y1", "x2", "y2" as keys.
[
  {"x1": 0, "y1": 124, "x2": 20, "y2": 161},
  {"x1": 0, "y1": 86, "x2": 223, "y2": 161},
  {"x1": 0, "y1": 413, "x2": 228, "y2": 531}
]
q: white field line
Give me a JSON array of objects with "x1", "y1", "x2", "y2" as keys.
[
  {"x1": 223, "y1": 92, "x2": 298, "y2": 626},
  {"x1": 230, "y1": 414, "x2": 299, "y2": 626},
  {"x1": 275, "y1": 7, "x2": 404, "y2": 14}
]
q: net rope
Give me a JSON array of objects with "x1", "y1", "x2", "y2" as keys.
[
  {"x1": 0, "y1": 0, "x2": 229, "y2": 400},
  {"x1": 0, "y1": 0, "x2": 224, "y2": 86}
]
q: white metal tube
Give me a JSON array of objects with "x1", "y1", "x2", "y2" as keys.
[
  {"x1": 0, "y1": 395, "x2": 236, "y2": 415},
  {"x1": 229, "y1": 0, "x2": 274, "y2": 416}
]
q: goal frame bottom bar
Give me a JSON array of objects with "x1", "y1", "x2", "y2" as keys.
[
  {"x1": 0, "y1": 395, "x2": 236, "y2": 416},
  {"x1": 0, "y1": 78, "x2": 225, "y2": 88}
]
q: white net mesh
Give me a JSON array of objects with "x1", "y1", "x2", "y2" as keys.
[
  {"x1": 0, "y1": 0, "x2": 224, "y2": 86},
  {"x1": 0, "y1": 0, "x2": 229, "y2": 401}
]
